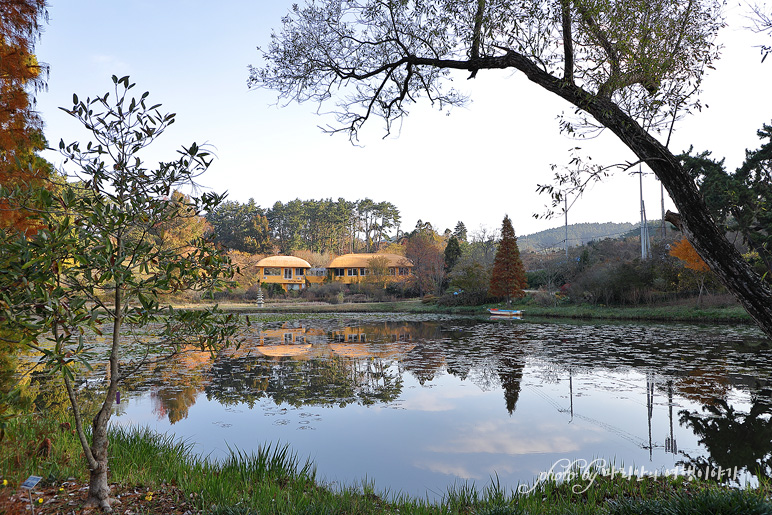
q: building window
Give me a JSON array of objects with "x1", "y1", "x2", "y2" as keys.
[
  {"x1": 284, "y1": 268, "x2": 293, "y2": 279},
  {"x1": 295, "y1": 268, "x2": 305, "y2": 276},
  {"x1": 360, "y1": 268, "x2": 368, "y2": 276},
  {"x1": 347, "y1": 268, "x2": 358, "y2": 276},
  {"x1": 389, "y1": 268, "x2": 396, "y2": 276},
  {"x1": 264, "y1": 267, "x2": 281, "y2": 276},
  {"x1": 399, "y1": 267, "x2": 409, "y2": 276},
  {"x1": 334, "y1": 268, "x2": 345, "y2": 277}
]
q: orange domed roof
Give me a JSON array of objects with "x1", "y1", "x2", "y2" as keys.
[
  {"x1": 327, "y1": 253, "x2": 412, "y2": 268},
  {"x1": 256, "y1": 256, "x2": 312, "y2": 268}
]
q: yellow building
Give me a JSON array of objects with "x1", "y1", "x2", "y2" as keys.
[
  {"x1": 327, "y1": 253, "x2": 413, "y2": 284},
  {"x1": 255, "y1": 255, "x2": 312, "y2": 291}
]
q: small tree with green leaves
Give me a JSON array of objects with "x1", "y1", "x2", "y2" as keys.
[
  {"x1": 0, "y1": 76, "x2": 242, "y2": 511},
  {"x1": 489, "y1": 215, "x2": 527, "y2": 306}
]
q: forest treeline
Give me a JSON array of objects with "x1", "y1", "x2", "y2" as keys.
[
  {"x1": 204, "y1": 195, "x2": 659, "y2": 257},
  {"x1": 173, "y1": 194, "x2": 753, "y2": 308},
  {"x1": 193, "y1": 194, "x2": 743, "y2": 310},
  {"x1": 205, "y1": 197, "x2": 400, "y2": 255}
]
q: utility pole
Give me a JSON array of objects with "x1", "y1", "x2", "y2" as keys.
[
  {"x1": 564, "y1": 195, "x2": 568, "y2": 258},
  {"x1": 639, "y1": 166, "x2": 651, "y2": 260},
  {"x1": 660, "y1": 181, "x2": 666, "y2": 239},
  {"x1": 562, "y1": 189, "x2": 582, "y2": 259}
]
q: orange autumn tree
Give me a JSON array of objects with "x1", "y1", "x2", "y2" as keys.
[
  {"x1": 670, "y1": 236, "x2": 712, "y2": 306},
  {"x1": 0, "y1": 0, "x2": 51, "y2": 234},
  {"x1": 489, "y1": 215, "x2": 527, "y2": 306}
]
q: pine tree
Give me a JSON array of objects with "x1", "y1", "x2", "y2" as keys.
[
  {"x1": 489, "y1": 215, "x2": 527, "y2": 305},
  {"x1": 444, "y1": 234, "x2": 462, "y2": 271},
  {"x1": 453, "y1": 221, "x2": 467, "y2": 242}
]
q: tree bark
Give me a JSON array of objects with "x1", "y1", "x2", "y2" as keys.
[
  {"x1": 85, "y1": 449, "x2": 114, "y2": 511},
  {"x1": 84, "y1": 279, "x2": 124, "y2": 511}
]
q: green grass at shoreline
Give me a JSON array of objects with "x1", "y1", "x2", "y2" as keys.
[
  {"x1": 3, "y1": 414, "x2": 772, "y2": 514},
  {"x1": 181, "y1": 298, "x2": 754, "y2": 326}
]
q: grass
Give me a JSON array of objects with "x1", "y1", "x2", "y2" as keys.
[
  {"x1": 505, "y1": 303, "x2": 753, "y2": 324},
  {"x1": 185, "y1": 297, "x2": 754, "y2": 326},
  {"x1": 2, "y1": 414, "x2": 772, "y2": 514}
]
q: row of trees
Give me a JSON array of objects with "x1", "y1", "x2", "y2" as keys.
[
  {"x1": 391, "y1": 216, "x2": 528, "y2": 304},
  {"x1": 206, "y1": 197, "x2": 401, "y2": 255}
]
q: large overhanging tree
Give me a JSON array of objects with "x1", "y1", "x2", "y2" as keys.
[{"x1": 250, "y1": 0, "x2": 772, "y2": 339}]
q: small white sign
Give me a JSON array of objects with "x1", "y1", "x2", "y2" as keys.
[{"x1": 21, "y1": 476, "x2": 42, "y2": 490}]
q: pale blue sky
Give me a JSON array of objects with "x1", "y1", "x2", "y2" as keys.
[{"x1": 33, "y1": 1, "x2": 771, "y2": 238}]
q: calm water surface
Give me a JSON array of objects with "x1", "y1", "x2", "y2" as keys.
[{"x1": 111, "y1": 315, "x2": 771, "y2": 499}]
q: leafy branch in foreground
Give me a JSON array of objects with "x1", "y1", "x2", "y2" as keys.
[{"x1": 0, "y1": 75, "x2": 243, "y2": 512}]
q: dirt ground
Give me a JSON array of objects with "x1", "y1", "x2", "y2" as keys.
[{"x1": 0, "y1": 480, "x2": 202, "y2": 514}]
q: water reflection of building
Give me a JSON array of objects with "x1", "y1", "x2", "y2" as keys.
[
  {"x1": 329, "y1": 342, "x2": 415, "y2": 359},
  {"x1": 328, "y1": 323, "x2": 415, "y2": 343},
  {"x1": 256, "y1": 325, "x2": 327, "y2": 346}
]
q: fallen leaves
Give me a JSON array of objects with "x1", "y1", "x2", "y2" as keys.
[{"x1": 0, "y1": 479, "x2": 201, "y2": 514}]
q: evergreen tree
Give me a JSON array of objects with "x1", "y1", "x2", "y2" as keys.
[
  {"x1": 444, "y1": 234, "x2": 462, "y2": 272},
  {"x1": 489, "y1": 215, "x2": 527, "y2": 305},
  {"x1": 453, "y1": 221, "x2": 467, "y2": 242}
]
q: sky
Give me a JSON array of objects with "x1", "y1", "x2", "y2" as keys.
[{"x1": 32, "y1": 1, "x2": 771, "y2": 239}]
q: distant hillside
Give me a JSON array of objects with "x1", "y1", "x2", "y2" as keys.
[{"x1": 519, "y1": 222, "x2": 638, "y2": 252}]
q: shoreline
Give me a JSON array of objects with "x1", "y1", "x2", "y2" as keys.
[{"x1": 176, "y1": 298, "x2": 754, "y2": 326}]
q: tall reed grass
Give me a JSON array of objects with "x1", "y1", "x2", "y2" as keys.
[{"x1": 2, "y1": 416, "x2": 771, "y2": 514}]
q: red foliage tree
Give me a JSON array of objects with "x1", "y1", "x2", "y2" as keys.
[
  {"x1": 0, "y1": 0, "x2": 50, "y2": 234},
  {"x1": 405, "y1": 224, "x2": 445, "y2": 296},
  {"x1": 489, "y1": 215, "x2": 527, "y2": 305},
  {"x1": 670, "y1": 236, "x2": 712, "y2": 306},
  {"x1": 669, "y1": 237, "x2": 710, "y2": 272}
]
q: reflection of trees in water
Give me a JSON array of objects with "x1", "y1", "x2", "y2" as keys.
[
  {"x1": 491, "y1": 328, "x2": 527, "y2": 415},
  {"x1": 328, "y1": 320, "x2": 436, "y2": 344},
  {"x1": 60, "y1": 318, "x2": 772, "y2": 435},
  {"x1": 127, "y1": 347, "x2": 213, "y2": 424},
  {"x1": 671, "y1": 366, "x2": 731, "y2": 406},
  {"x1": 204, "y1": 352, "x2": 402, "y2": 408},
  {"x1": 337, "y1": 356, "x2": 402, "y2": 406},
  {"x1": 498, "y1": 354, "x2": 525, "y2": 415},
  {"x1": 531, "y1": 324, "x2": 772, "y2": 411},
  {"x1": 402, "y1": 321, "x2": 528, "y2": 414},
  {"x1": 678, "y1": 386, "x2": 772, "y2": 483},
  {"x1": 151, "y1": 386, "x2": 199, "y2": 424},
  {"x1": 396, "y1": 321, "x2": 447, "y2": 384},
  {"x1": 124, "y1": 322, "x2": 419, "y2": 421}
]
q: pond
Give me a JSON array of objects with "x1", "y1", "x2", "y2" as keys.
[{"x1": 108, "y1": 314, "x2": 772, "y2": 500}]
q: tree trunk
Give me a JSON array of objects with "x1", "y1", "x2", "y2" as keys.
[
  {"x1": 84, "y1": 284, "x2": 124, "y2": 511},
  {"x1": 85, "y1": 436, "x2": 114, "y2": 511},
  {"x1": 84, "y1": 376, "x2": 121, "y2": 511}
]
